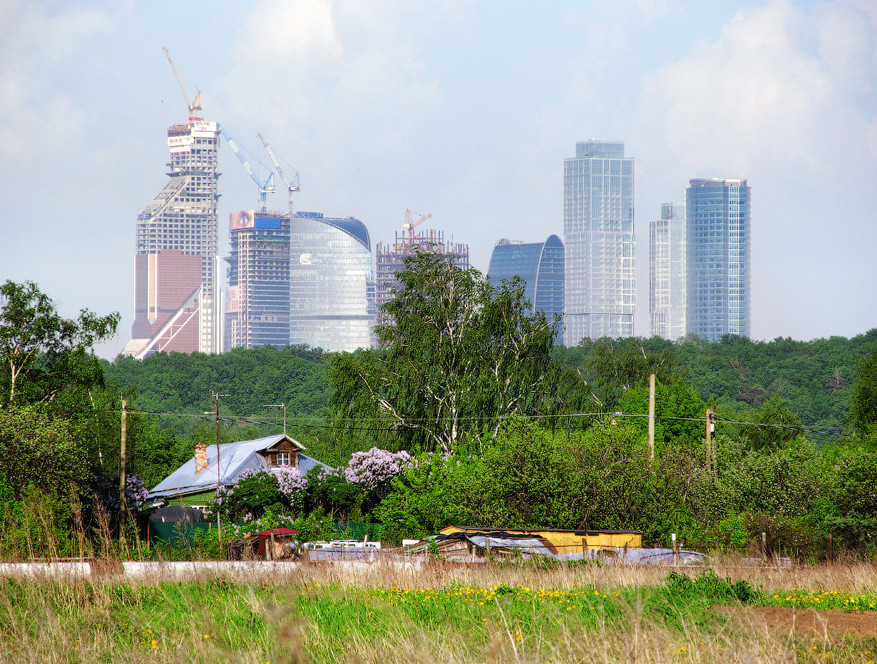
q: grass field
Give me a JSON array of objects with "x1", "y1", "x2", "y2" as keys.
[{"x1": 1, "y1": 561, "x2": 876, "y2": 663}]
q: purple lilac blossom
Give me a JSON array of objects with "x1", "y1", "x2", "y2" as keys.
[{"x1": 344, "y1": 447, "x2": 412, "y2": 490}]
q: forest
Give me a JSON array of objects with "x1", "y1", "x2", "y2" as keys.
[{"x1": 1, "y1": 260, "x2": 876, "y2": 560}]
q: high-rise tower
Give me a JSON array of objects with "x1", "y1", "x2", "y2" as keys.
[
  {"x1": 649, "y1": 203, "x2": 686, "y2": 340},
  {"x1": 686, "y1": 178, "x2": 750, "y2": 341},
  {"x1": 563, "y1": 140, "x2": 635, "y2": 344},
  {"x1": 225, "y1": 210, "x2": 291, "y2": 351},
  {"x1": 487, "y1": 235, "x2": 565, "y2": 341},
  {"x1": 128, "y1": 116, "x2": 221, "y2": 358},
  {"x1": 289, "y1": 212, "x2": 375, "y2": 352}
]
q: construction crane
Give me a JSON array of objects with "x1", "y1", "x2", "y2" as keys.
[
  {"x1": 258, "y1": 134, "x2": 300, "y2": 215},
  {"x1": 402, "y1": 209, "x2": 431, "y2": 231},
  {"x1": 162, "y1": 46, "x2": 202, "y2": 121},
  {"x1": 221, "y1": 129, "x2": 275, "y2": 213}
]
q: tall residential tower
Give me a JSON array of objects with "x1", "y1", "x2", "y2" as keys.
[
  {"x1": 563, "y1": 140, "x2": 635, "y2": 344},
  {"x1": 649, "y1": 203, "x2": 686, "y2": 340},
  {"x1": 686, "y1": 178, "x2": 750, "y2": 341}
]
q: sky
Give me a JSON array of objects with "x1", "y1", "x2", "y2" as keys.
[{"x1": 1, "y1": 0, "x2": 876, "y2": 358}]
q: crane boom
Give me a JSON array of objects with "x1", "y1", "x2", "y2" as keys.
[
  {"x1": 162, "y1": 46, "x2": 202, "y2": 121},
  {"x1": 402, "y1": 209, "x2": 431, "y2": 230},
  {"x1": 258, "y1": 133, "x2": 300, "y2": 215},
  {"x1": 221, "y1": 129, "x2": 275, "y2": 213}
]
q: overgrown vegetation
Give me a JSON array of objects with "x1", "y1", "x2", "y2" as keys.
[
  {"x1": 1, "y1": 265, "x2": 877, "y2": 562},
  {"x1": 0, "y1": 565, "x2": 875, "y2": 663}
]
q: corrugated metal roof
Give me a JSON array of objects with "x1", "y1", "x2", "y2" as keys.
[{"x1": 148, "y1": 434, "x2": 331, "y2": 499}]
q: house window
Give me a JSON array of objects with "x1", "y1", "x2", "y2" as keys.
[{"x1": 277, "y1": 452, "x2": 291, "y2": 466}]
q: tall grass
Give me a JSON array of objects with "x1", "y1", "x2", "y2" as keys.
[{"x1": 0, "y1": 562, "x2": 875, "y2": 663}]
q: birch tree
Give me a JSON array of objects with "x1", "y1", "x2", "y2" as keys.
[{"x1": 328, "y1": 252, "x2": 560, "y2": 453}]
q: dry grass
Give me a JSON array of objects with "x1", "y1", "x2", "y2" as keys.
[{"x1": 0, "y1": 559, "x2": 875, "y2": 664}]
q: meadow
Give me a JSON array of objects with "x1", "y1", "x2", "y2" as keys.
[{"x1": 1, "y1": 560, "x2": 876, "y2": 664}]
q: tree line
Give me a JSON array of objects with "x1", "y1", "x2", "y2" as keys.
[{"x1": 1, "y1": 263, "x2": 876, "y2": 560}]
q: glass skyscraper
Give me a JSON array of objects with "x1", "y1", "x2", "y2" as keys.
[
  {"x1": 487, "y1": 235, "x2": 565, "y2": 341},
  {"x1": 685, "y1": 178, "x2": 750, "y2": 342},
  {"x1": 289, "y1": 212, "x2": 375, "y2": 352},
  {"x1": 649, "y1": 202, "x2": 686, "y2": 340},
  {"x1": 225, "y1": 211, "x2": 290, "y2": 350},
  {"x1": 563, "y1": 140, "x2": 636, "y2": 344}
]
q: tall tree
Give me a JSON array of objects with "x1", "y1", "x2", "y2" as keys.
[
  {"x1": 850, "y1": 349, "x2": 877, "y2": 435},
  {"x1": 0, "y1": 280, "x2": 119, "y2": 407},
  {"x1": 329, "y1": 252, "x2": 559, "y2": 453}
]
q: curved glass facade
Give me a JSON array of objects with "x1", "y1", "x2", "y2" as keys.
[
  {"x1": 685, "y1": 179, "x2": 750, "y2": 342},
  {"x1": 487, "y1": 234, "x2": 565, "y2": 340},
  {"x1": 289, "y1": 213, "x2": 375, "y2": 352}
]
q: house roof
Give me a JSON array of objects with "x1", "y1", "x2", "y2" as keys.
[{"x1": 148, "y1": 434, "x2": 331, "y2": 499}]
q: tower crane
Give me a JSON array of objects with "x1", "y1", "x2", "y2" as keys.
[
  {"x1": 402, "y1": 209, "x2": 431, "y2": 231},
  {"x1": 162, "y1": 46, "x2": 202, "y2": 121},
  {"x1": 258, "y1": 134, "x2": 300, "y2": 215},
  {"x1": 221, "y1": 129, "x2": 275, "y2": 213}
]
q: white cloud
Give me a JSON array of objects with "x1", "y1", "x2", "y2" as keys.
[
  {"x1": 0, "y1": 1, "x2": 113, "y2": 160},
  {"x1": 216, "y1": 0, "x2": 444, "y2": 185}
]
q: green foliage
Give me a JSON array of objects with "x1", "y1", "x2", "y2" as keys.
[
  {"x1": 302, "y1": 468, "x2": 363, "y2": 521},
  {"x1": 0, "y1": 279, "x2": 119, "y2": 407},
  {"x1": 375, "y1": 452, "x2": 459, "y2": 540},
  {"x1": 664, "y1": 570, "x2": 759, "y2": 604},
  {"x1": 850, "y1": 349, "x2": 877, "y2": 435},
  {"x1": 617, "y1": 373, "x2": 705, "y2": 447},
  {"x1": 0, "y1": 406, "x2": 89, "y2": 499},
  {"x1": 329, "y1": 252, "x2": 561, "y2": 453}
]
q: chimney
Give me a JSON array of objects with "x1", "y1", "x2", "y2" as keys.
[{"x1": 194, "y1": 441, "x2": 209, "y2": 474}]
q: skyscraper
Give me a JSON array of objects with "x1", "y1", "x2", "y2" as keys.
[
  {"x1": 289, "y1": 212, "x2": 375, "y2": 352},
  {"x1": 649, "y1": 203, "x2": 686, "y2": 340},
  {"x1": 128, "y1": 117, "x2": 220, "y2": 358},
  {"x1": 686, "y1": 178, "x2": 750, "y2": 341},
  {"x1": 225, "y1": 211, "x2": 291, "y2": 350},
  {"x1": 487, "y1": 235, "x2": 565, "y2": 340},
  {"x1": 563, "y1": 140, "x2": 635, "y2": 344}
]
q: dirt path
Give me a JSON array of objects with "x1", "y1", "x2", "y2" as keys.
[{"x1": 714, "y1": 606, "x2": 877, "y2": 639}]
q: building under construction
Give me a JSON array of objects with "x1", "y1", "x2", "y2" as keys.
[
  {"x1": 126, "y1": 50, "x2": 221, "y2": 358},
  {"x1": 374, "y1": 213, "x2": 470, "y2": 328}
]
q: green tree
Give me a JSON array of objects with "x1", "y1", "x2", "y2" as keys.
[
  {"x1": 850, "y1": 349, "x2": 877, "y2": 435},
  {"x1": 0, "y1": 280, "x2": 119, "y2": 407},
  {"x1": 329, "y1": 252, "x2": 559, "y2": 453}
]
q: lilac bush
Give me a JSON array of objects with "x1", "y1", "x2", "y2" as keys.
[
  {"x1": 344, "y1": 447, "x2": 412, "y2": 490},
  {"x1": 214, "y1": 466, "x2": 305, "y2": 521}
]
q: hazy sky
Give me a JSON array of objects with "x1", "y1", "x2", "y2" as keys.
[{"x1": 2, "y1": 0, "x2": 876, "y2": 358}]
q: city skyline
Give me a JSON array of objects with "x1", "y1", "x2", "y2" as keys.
[{"x1": 2, "y1": 1, "x2": 876, "y2": 357}]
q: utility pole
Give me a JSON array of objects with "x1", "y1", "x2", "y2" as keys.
[
  {"x1": 263, "y1": 403, "x2": 287, "y2": 435},
  {"x1": 119, "y1": 399, "x2": 128, "y2": 512},
  {"x1": 212, "y1": 392, "x2": 229, "y2": 551},
  {"x1": 705, "y1": 407, "x2": 715, "y2": 476},
  {"x1": 648, "y1": 374, "x2": 656, "y2": 462}
]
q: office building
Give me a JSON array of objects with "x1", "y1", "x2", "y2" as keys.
[
  {"x1": 487, "y1": 235, "x2": 565, "y2": 339},
  {"x1": 686, "y1": 178, "x2": 750, "y2": 341},
  {"x1": 563, "y1": 140, "x2": 636, "y2": 344},
  {"x1": 289, "y1": 212, "x2": 375, "y2": 352},
  {"x1": 374, "y1": 226, "x2": 469, "y2": 327},
  {"x1": 649, "y1": 203, "x2": 686, "y2": 340},
  {"x1": 128, "y1": 117, "x2": 220, "y2": 358},
  {"x1": 225, "y1": 211, "x2": 291, "y2": 350}
]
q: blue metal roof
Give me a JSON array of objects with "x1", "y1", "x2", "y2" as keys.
[
  {"x1": 323, "y1": 217, "x2": 370, "y2": 249},
  {"x1": 147, "y1": 434, "x2": 332, "y2": 499}
]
